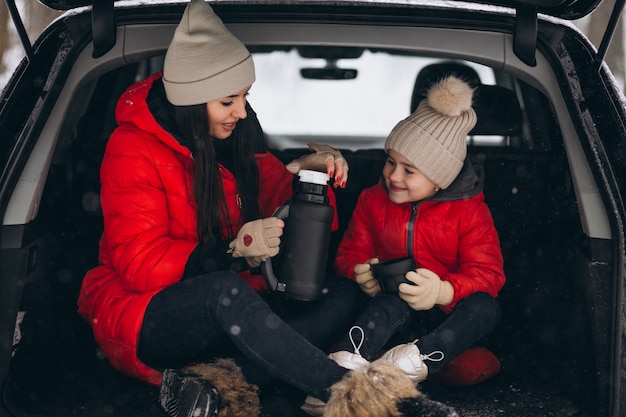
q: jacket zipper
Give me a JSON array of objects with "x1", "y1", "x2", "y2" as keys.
[{"x1": 407, "y1": 203, "x2": 419, "y2": 258}]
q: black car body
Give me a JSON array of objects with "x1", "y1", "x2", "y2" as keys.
[{"x1": 1, "y1": 0, "x2": 625, "y2": 416}]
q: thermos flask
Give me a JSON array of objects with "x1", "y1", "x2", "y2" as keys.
[{"x1": 262, "y1": 169, "x2": 334, "y2": 301}]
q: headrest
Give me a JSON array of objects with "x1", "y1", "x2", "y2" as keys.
[
  {"x1": 411, "y1": 62, "x2": 481, "y2": 113},
  {"x1": 411, "y1": 61, "x2": 522, "y2": 137},
  {"x1": 471, "y1": 85, "x2": 521, "y2": 136}
]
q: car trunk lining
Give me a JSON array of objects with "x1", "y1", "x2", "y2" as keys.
[{"x1": 2, "y1": 59, "x2": 605, "y2": 417}]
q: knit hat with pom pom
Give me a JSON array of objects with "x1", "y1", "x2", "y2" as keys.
[{"x1": 385, "y1": 76, "x2": 476, "y2": 189}]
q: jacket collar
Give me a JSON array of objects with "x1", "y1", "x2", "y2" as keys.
[
  {"x1": 430, "y1": 158, "x2": 483, "y2": 202},
  {"x1": 146, "y1": 77, "x2": 193, "y2": 153}
]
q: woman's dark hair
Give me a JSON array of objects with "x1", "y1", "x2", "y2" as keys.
[{"x1": 174, "y1": 102, "x2": 262, "y2": 245}]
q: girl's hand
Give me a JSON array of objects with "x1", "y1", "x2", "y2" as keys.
[
  {"x1": 354, "y1": 258, "x2": 381, "y2": 296},
  {"x1": 286, "y1": 142, "x2": 349, "y2": 188},
  {"x1": 398, "y1": 268, "x2": 454, "y2": 311}
]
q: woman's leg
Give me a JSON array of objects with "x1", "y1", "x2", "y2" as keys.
[
  {"x1": 137, "y1": 271, "x2": 346, "y2": 401},
  {"x1": 228, "y1": 277, "x2": 364, "y2": 390},
  {"x1": 416, "y1": 292, "x2": 501, "y2": 373},
  {"x1": 333, "y1": 292, "x2": 412, "y2": 360},
  {"x1": 266, "y1": 277, "x2": 365, "y2": 349}
]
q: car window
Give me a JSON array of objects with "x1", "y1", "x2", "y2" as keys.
[
  {"x1": 249, "y1": 49, "x2": 507, "y2": 149},
  {"x1": 76, "y1": 48, "x2": 549, "y2": 152}
]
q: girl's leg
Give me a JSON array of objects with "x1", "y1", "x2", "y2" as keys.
[
  {"x1": 333, "y1": 292, "x2": 412, "y2": 360},
  {"x1": 416, "y1": 291, "x2": 501, "y2": 373},
  {"x1": 137, "y1": 271, "x2": 346, "y2": 401}
]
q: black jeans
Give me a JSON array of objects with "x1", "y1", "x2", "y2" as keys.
[
  {"x1": 334, "y1": 291, "x2": 500, "y2": 373},
  {"x1": 137, "y1": 271, "x2": 362, "y2": 401}
]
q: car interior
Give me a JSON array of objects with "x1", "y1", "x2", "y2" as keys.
[{"x1": 1, "y1": 15, "x2": 615, "y2": 417}]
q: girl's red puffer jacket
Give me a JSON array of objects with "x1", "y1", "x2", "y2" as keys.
[{"x1": 334, "y1": 181, "x2": 505, "y2": 313}]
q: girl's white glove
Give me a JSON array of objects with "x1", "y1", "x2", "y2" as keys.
[
  {"x1": 399, "y1": 268, "x2": 454, "y2": 311},
  {"x1": 354, "y1": 258, "x2": 381, "y2": 296}
]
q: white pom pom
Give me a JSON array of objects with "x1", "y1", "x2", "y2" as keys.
[{"x1": 426, "y1": 76, "x2": 474, "y2": 117}]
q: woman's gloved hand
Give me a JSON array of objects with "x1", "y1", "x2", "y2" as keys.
[
  {"x1": 354, "y1": 258, "x2": 381, "y2": 296},
  {"x1": 228, "y1": 218, "x2": 284, "y2": 262},
  {"x1": 244, "y1": 255, "x2": 269, "y2": 269},
  {"x1": 286, "y1": 142, "x2": 349, "y2": 188},
  {"x1": 399, "y1": 268, "x2": 454, "y2": 311}
]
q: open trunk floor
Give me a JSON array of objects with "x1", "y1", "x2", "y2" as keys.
[{"x1": 3, "y1": 352, "x2": 582, "y2": 417}]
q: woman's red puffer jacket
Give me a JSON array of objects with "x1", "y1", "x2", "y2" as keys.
[{"x1": 77, "y1": 73, "x2": 297, "y2": 385}]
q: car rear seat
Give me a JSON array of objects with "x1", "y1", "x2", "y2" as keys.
[{"x1": 272, "y1": 61, "x2": 525, "y2": 266}]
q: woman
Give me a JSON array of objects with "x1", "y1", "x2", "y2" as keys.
[{"x1": 77, "y1": 1, "x2": 361, "y2": 416}]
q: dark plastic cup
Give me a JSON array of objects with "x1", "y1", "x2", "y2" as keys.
[{"x1": 371, "y1": 256, "x2": 416, "y2": 293}]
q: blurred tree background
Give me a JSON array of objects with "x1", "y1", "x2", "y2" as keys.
[
  {"x1": 0, "y1": 0, "x2": 61, "y2": 86},
  {"x1": 579, "y1": 0, "x2": 625, "y2": 88},
  {"x1": 0, "y1": 0, "x2": 625, "y2": 90}
]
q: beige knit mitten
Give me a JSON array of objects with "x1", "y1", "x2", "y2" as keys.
[
  {"x1": 399, "y1": 268, "x2": 454, "y2": 311},
  {"x1": 354, "y1": 258, "x2": 381, "y2": 296},
  {"x1": 228, "y1": 218, "x2": 283, "y2": 259},
  {"x1": 286, "y1": 142, "x2": 348, "y2": 174}
]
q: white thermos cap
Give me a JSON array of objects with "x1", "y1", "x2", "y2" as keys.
[{"x1": 298, "y1": 169, "x2": 330, "y2": 185}]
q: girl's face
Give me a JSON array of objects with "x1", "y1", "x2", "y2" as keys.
[
  {"x1": 206, "y1": 86, "x2": 250, "y2": 140},
  {"x1": 382, "y1": 149, "x2": 439, "y2": 204}
]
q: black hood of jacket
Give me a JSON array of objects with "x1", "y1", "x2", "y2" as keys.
[
  {"x1": 146, "y1": 77, "x2": 193, "y2": 152},
  {"x1": 430, "y1": 158, "x2": 483, "y2": 202}
]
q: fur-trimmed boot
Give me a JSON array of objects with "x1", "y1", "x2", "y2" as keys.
[
  {"x1": 159, "y1": 358, "x2": 260, "y2": 417},
  {"x1": 324, "y1": 360, "x2": 459, "y2": 417}
]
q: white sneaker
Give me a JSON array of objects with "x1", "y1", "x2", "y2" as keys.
[
  {"x1": 379, "y1": 340, "x2": 444, "y2": 383},
  {"x1": 301, "y1": 396, "x2": 326, "y2": 416},
  {"x1": 301, "y1": 326, "x2": 369, "y2": 416},
  {"x1": 328, "y1": 350, "x2": 369, "y2": 370}
]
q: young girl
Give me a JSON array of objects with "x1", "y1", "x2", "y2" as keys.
[
  {"x1": 77, "y1": 1, "x2": 362, "y2": 415},
  {"x1": 331, "y1": 75, "x2": 506, "y2": 386}
]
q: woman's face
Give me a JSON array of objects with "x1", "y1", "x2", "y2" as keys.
[
  {"x1": 382, "y1": 149, "x2": 439, "y2": 204},
  {"x1": 206, "y1": 86, "x2": 250, "y2": 139}
]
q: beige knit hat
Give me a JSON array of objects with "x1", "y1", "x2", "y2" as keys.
[
  {"x1": 163, "y1": 0, "x2": 255, "y2": 106},
  {"x1": 385, "y1": 76, "x2": 477, "y2": 189}
]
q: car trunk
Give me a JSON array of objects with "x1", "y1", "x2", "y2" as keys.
[
  {"x1": 1, "y1": 63, "x2": 600, "y2": 417},
  {"x1": 0, "y1": 1, "x2": 623, "y2": 417}
]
